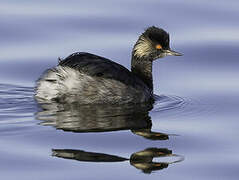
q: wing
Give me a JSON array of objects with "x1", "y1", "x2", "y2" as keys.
[{"x1": 58, "y1": 52, "x2": 145, "y2": 88}]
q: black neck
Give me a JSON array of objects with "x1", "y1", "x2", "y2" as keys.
[{"x1": 131, "y1": 55, "x2": 153, "y2": 91}]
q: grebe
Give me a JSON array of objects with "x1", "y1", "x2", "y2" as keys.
[{"x1": 35, "y1": 26, "x2": 182, "y2": 104}]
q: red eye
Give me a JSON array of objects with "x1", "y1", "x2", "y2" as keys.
[{"x1": 156, "y1": 44, "x2": 162, "y2": 49}]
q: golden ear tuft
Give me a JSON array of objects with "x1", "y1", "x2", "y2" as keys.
[{"x1": 156, "y1": 44, "x2": 162, "y2": 49}]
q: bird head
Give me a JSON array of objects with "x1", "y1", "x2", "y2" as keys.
[{"x1": 133, "y1": 26, "x2": 182, "y2": 61}]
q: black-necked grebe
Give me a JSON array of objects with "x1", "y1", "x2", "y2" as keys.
[{"x1": 35, "y1": 26, "x2": 182, "y2": 104}]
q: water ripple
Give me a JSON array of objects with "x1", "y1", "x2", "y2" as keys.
[
  {"x1": 0, "y1": 83, "x2": 206, "y2": 124},
  {"x1": 0, "y1": 84, "x2": 36, "y2": 121}
]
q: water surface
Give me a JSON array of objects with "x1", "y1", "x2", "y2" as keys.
[{"x1": 0, "y1": 0, "x2": 239, "y2": 179}]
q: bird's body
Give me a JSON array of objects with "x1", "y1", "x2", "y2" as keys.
[
  {"x1": 35, "y1": 26, "x2": 182, "y2": 104},
  {"x1": 36, "y1": 52, "x2": 151, "y2": 104}
]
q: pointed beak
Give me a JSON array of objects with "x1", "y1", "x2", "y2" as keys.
[{"x1": 164, "y1": 49, "x2": 183, "y2": 56}]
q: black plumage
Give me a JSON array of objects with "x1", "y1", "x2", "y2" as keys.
[
  {"x1": 35, "y1": 26, "x2": 182, "y2": 104},
  {"x1": 59, "y1": 52, "x2": 144, "y2": 88}
]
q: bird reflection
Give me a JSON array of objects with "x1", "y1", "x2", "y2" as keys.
[
  {"x1": 129, "y1": 148, "x2": 183, "y2": 173},
  {"x1": 35, "y1": 100, "x2": 184, "y2": 173},
  {"x1": 36, "y1": 101, "x2": 168, "y2": 140},
  {"x1": 52, "y1": 147, "x2": 184, "y2": 174}
]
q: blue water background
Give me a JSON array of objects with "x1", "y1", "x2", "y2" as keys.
[{"x1": 0, "y1": 0, "x2": 239, "y2": 179}]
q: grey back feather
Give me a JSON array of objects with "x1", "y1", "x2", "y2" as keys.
[{"x1": 59, "y1": 52, "x2": 148, "y2": 90}]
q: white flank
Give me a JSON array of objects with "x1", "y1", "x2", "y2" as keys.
[{"x1": 35, "y1": 66, "x2": 87, "y2": 100}]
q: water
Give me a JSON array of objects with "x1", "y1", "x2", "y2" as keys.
[{"x1": 0, "y1": 0, "x2": 239, "y2": 179}]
